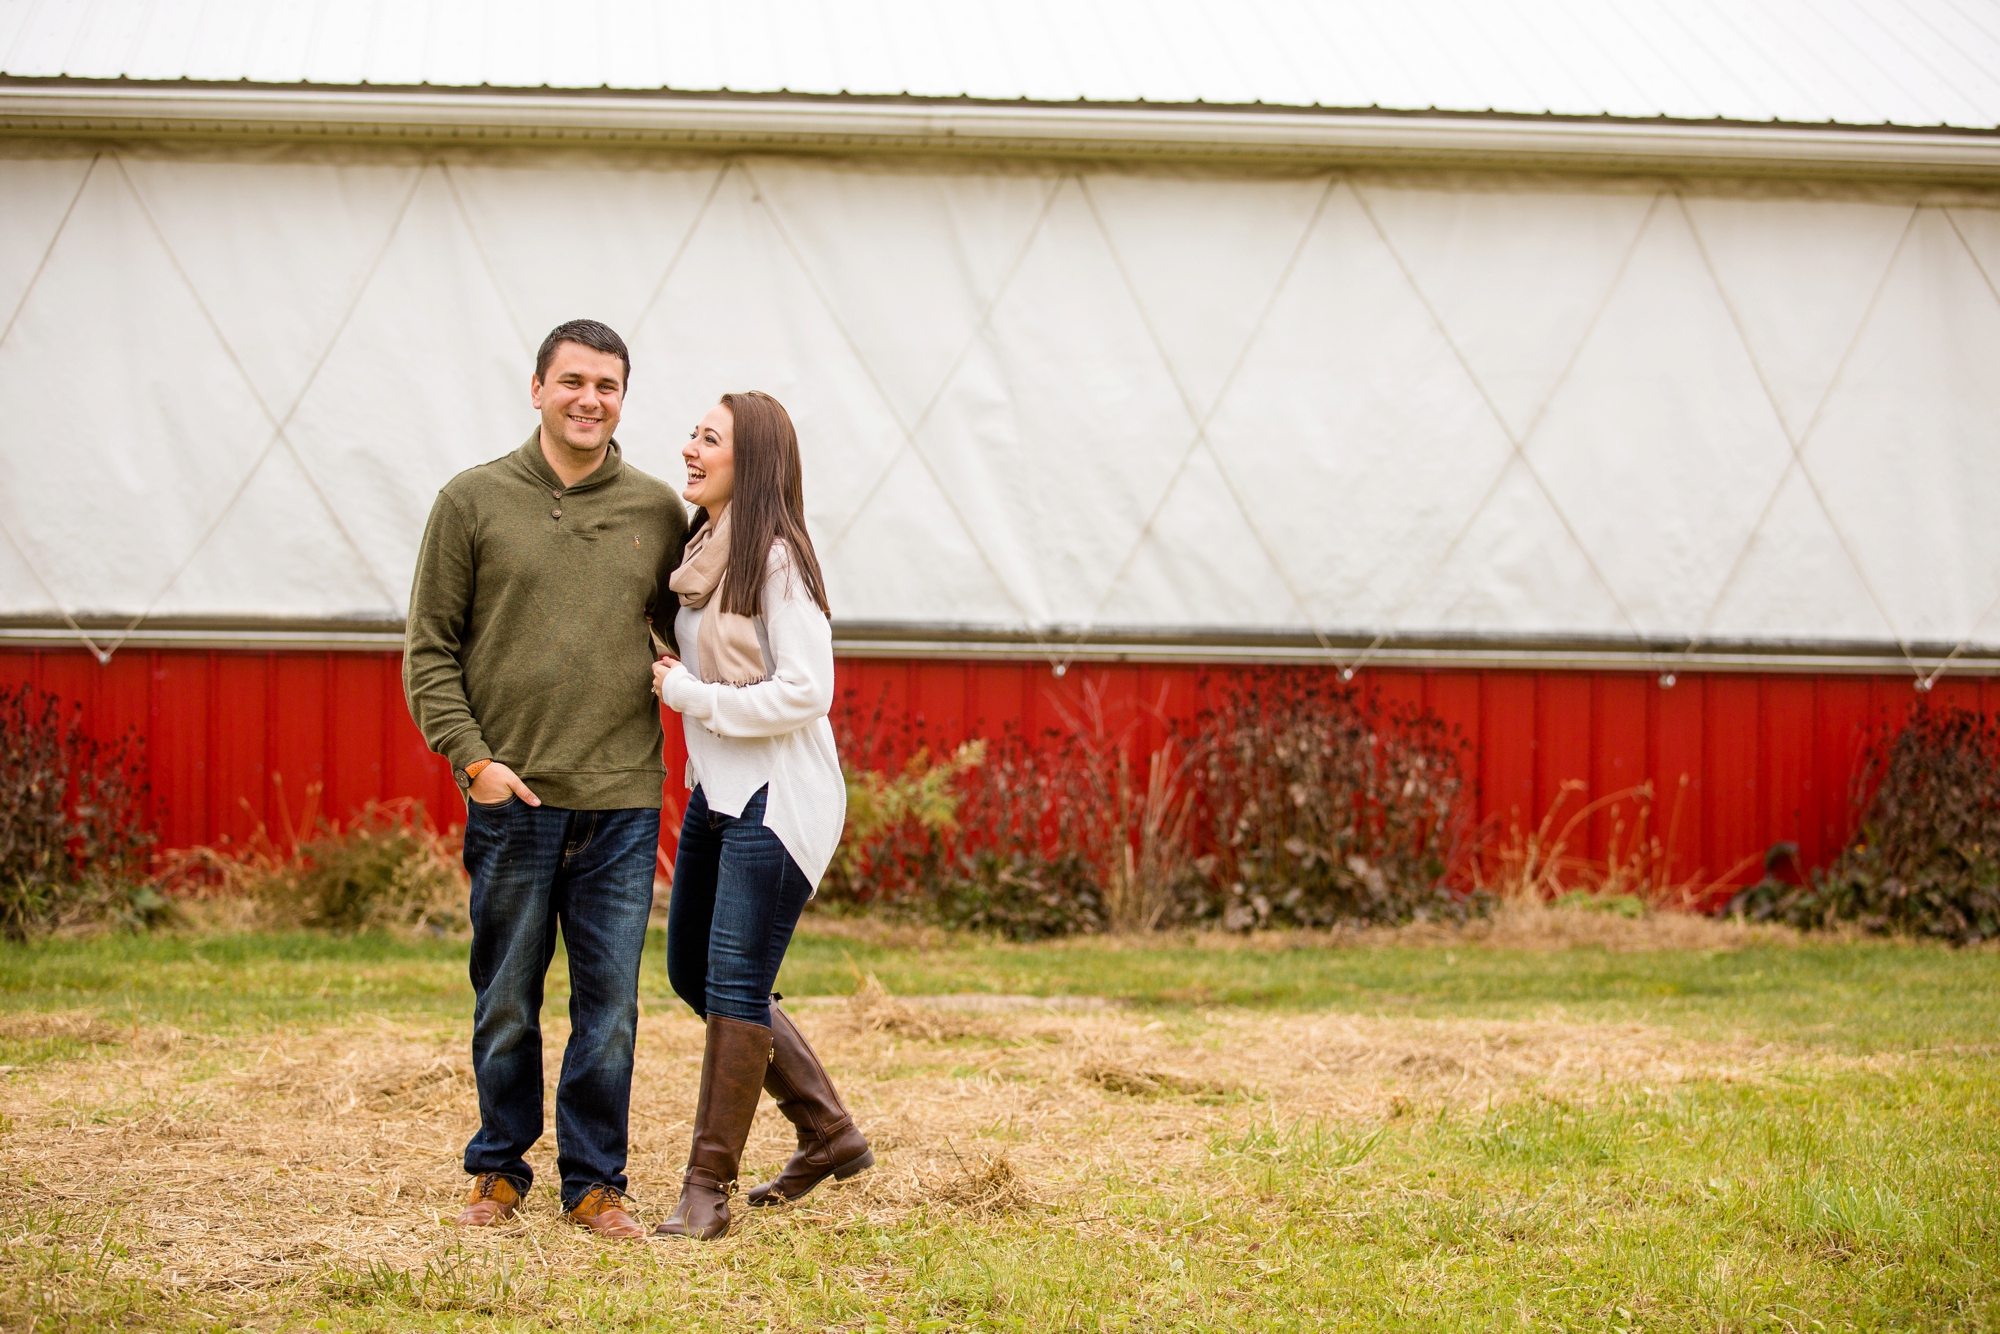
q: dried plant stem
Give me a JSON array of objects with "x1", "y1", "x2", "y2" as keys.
[{"x1": 1486, "y1": 775, "x2": 1759, "y2": 911}]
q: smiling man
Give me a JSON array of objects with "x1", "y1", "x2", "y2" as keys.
[{"x1": 404, "y1": 319, "x2": 690, "y2": 1239}]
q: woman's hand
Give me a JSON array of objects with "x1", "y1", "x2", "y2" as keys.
[{"x1": 652, "y1": 654, "x2": 683, "y2": 704}]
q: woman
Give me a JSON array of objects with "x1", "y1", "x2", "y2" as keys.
[{"x1": 649, "y1": 391, "x2": 869, "y2": 1241}]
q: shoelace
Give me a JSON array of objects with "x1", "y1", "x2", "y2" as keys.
[{"x1": 575, "y1": 1185, "x2": 629, "y2": 1214}]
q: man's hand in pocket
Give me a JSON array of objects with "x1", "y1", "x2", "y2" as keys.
[{"x1": 470, "y1": 762, "x2": 540, "y2": 807}]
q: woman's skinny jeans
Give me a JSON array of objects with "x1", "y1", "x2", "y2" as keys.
[{"x1": 666, "y1": 784, "x2": 815, "y2": 1027}]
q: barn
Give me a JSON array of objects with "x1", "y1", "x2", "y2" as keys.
[{"x1": 2, "y1": 1, "x2": 1998, "y2": 885}]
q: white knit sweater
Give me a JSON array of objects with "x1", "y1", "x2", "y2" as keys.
[{"x1": 659, "y1": 542, "x2": 846, "y2": 889}]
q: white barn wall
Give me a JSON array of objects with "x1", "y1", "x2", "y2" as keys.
[{"x1": 1, "y1": 148, "x2": 1997, "y2": 662}]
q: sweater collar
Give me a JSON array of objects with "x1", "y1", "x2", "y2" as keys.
[{"x1": 513, "y1": 429, "x2": 624, "y2": 494}]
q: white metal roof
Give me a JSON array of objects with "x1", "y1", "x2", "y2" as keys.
[{"x1": 3, "y1": 0, "x2": 1999, "y2": 131}]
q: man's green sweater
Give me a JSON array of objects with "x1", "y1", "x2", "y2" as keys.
[{"x1": 404, "y1": 433, "x2": 691, "y2": 810}]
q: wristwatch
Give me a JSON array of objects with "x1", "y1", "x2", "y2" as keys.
[{"x1": 455, "y1": 758, "x2": 492, "y2": 791}]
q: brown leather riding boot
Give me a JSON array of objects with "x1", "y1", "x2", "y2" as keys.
[
  {"x1": 653, "y1": 1014, "x2": 773, "y2": 1241},
  {"x1": 455, "y1": 1172, "x2": 524, "y2": 1226},
  {"x1": 748, "y1": 997, "x2": 874, "y2": 1206},
  {"x1": 564, "y1": 1184, "x2": 646, "y2": 1239}
]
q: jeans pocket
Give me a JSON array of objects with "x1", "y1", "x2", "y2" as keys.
[{"x1": 469, "y1": 793, "x2": 518, "y2": 812}]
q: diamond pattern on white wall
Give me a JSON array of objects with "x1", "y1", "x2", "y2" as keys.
[
  {"x1": 1680, "y1": 196, "x2": 1914, "y2": 441},
  {"x1": 624, "y1": 165, "x2": 916, "y2": 554},
  {"x1": 1945, "y1": 206, "x2": 2000, "y2": 290},
  {"x1": 1091, "y1": 445, "x2": 1306, "y2": 630},
  {"x1": 119, "y1": 159, "x2": 424, "y2": 416},
  {"x1": 1523, "y1": 198, "x2": 1796, "y2": 636},
  {"x1": 1082, "y1": 174, "x2": 1335, "y2": 416},
  {"x1": 282, "y1": 167, "x2": 528, "y2": 612},
  {"x1": 446, "y1": 161, "x2": 724, "y2": 355},
  {"x1": 914, "y1": 178, "x2": 1200, "y2": 627},
  {"x1": 449, "y1": 161, "x2": 729, "y2": 492},
  {"x1": 1359, "y1": 185, "x2": 1658, "y2": 441},
  {"x1": 0, "y1": 159, "x2": 276, "y2": 616},
  {"x1": 1203, "y1": 182, "x2": 1520, "y2": 630},
  {"x1": 150, "y1": 447, "x2": 390, "y2": 620},
  {"x1": 0, "y1": 150, "x2": 1996, "y2": 672},
  {"x1": 1702, "y1": 464, "x2": 1899, "y2": 643},
  {"x1": 1397, "y1": 457, "x2": 1636, "y2": 634},
  {"x1": 1804, "y1": 208, "x2": 2000, "y2": 646},
  {"x1": 0, "y1": 157, "x2": 93, "y2": 328},
  {"x1": 750, "y1": 164, "x2": 1058, "y2": 432},
  {"x1": 820, "y1": 448, "x2": 1027, "y2": 625}
]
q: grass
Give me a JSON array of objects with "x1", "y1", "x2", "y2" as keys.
[
  {"x1": 0, "y1": 911, "x2": 1996, "y2": 1331},
  {"x1": 776, "y1": 921, "x2": 2000, "y2": 1053}
]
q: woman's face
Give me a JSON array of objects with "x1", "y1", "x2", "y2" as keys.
[{"x1": 682, "y1": 403, "x2": 735, "y2": 512}]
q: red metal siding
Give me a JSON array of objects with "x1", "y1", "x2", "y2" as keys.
[{"x1": 0, "y1": 647, "x2": 1947, "y2": 886}]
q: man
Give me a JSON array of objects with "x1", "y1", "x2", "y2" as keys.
[{"x1": 404, "y1": 319, "x2": 690, "y2": 1239}]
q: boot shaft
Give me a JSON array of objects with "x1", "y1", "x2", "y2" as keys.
[
  {"x1": 686, "y1": 1013, "x2": 774, "y2": 1190},
  {"x1": 765, "y1": 998, "x2": 855, "y2": 1139}
]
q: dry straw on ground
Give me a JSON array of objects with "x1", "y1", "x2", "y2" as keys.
[{"x1": 0, "y1": 946, "x2": 1865, "y2": 1328}]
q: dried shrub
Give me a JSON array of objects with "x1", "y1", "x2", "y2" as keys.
[
  {"x1": 0, "y1": 684, "x2": 159, "y2": 939},
  {"x1": 1189, "y1": 669, "x2": 1480, "y2": 930},
  {"x1": 1484, "y1": 777, "x2": 1759, "y2": 913},
  {"x1": 825, "y1": 672, "x2": 1485, "y2": 935},
  {"x1": 1040, "y1": 687, "x2": 1198, "y2": 933},
  {"x1": 1729, "y1": 701, "x2": 2000, "y2": 944},
  {"x1": 931, "y1": 850, "x2": 1103, "y2": 940},
  {"x1": 160, "y1": 779, "x2": 466, "y2": 936},
  {"x1": 820, "y1": 733, "x2": 984, "y2": 908},
  {"x1": 822, "y1": 687, "x2": 1117, "y2": 937}
]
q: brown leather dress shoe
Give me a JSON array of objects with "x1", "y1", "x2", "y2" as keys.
[
  {"x1": 456, "y1": 1173, "x2": 524, "y2": 1226},
  {"x1": 565, "y1": 1184, "x2": 646, "y2": 1239},
  {"x1": 748, "y1": 997, "x2": 874, "y2": 1206}
]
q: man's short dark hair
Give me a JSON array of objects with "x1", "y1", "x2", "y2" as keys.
[{"x1": 535, "y1": 319, "x2": 630, "y2": 387}]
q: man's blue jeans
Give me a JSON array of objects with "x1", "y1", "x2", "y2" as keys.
[
  {"x1": 460, "y1": 797, "x2": 659, "y2": 1210},
  {"x1": 666, "y1": 785, "x2": 815, "y2": 1027}
]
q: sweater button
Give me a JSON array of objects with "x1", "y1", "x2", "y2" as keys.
[{"x1": 551, "y1": 507, "x2": 562, "y2": 519}]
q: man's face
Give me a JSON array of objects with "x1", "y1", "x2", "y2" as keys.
[{"x1": 531, "y1": 342, "x2": 625, "y2": 455}]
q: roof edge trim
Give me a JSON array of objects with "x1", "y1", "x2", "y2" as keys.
[
  {"x1": 3, "y1": 619, "x2": 1990, "y2": 676},
  {"x1": 1, "y1": 82, "x2": 1997, "y2": 178}
]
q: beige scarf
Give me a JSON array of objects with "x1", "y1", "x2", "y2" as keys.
[{"x1": 669, "y1": 508, "x2": 769, "y2": 686}]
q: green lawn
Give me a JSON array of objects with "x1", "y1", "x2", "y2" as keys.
[
  {"x1": 2, "y1": 921, "x2": 1996, "y2": 1331},
  {"x1": 7, "y1": 922, "x2": 1992, "y2": 1053}
]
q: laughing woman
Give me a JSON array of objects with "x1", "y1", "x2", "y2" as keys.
[{"x1": 649, "y1": 391, "x2": 869, "y2": 1241}]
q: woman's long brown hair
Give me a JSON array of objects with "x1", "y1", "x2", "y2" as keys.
[{"x1": 697, "y1": 391, "x2": 830, "y2": 619}]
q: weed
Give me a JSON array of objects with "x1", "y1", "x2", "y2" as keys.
[
  {"x1": 1779, "y1": 1176, "x2": 1924, "y2": 1253},
  {"x1": 0, "y1": 1202, "x2": 157, "y2": 1330},
  {"x1": 932, "y1": 849, "x2": 1103, "y2": 940},
  {"x1": 1190, "y1": 668, "x2": 1479, "y2": 930},
  {"x1": 1483, "y1": 776, "x2": 1759, "y2": 912},
  {"x1": 1211, "y1": 1118, "x2": 1387, "y2": 1177},
  {"x1": 322, "y1": 1243, "x2": 531, "y2": 1313},
  {"x1": 1731, "y1": 700, "x2": 2000, "y2": 943},
  {"x1": 160, "y1": 778, "x2": 466, "y2": 935},
  {"x1": 0, "y1": 684, "x2": 157, "y2": 940},
  {"x1": 1472, "y1": 1099, "x2": 1622, "y2": 1167},
  {"x1": 822, "y1": 740, "x2": 985, "y2": 906}
]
